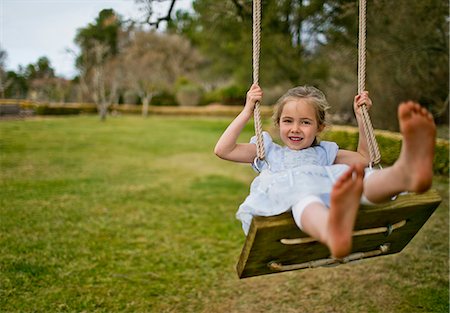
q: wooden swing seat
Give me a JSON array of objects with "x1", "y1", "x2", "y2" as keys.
[{"x1": 237, "y1": 189, "x2": 441, "y2": 278}]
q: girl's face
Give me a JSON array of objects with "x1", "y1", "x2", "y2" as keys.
[{"x1": 279, "y1": 99, "x2": 323, "y2": 150}]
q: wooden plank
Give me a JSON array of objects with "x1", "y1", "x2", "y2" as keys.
[{"x1": 236, "y1": 189, "x2": 442, "y2": 278}]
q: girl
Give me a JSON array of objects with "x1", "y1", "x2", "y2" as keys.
[{"x1": 214, "y1": 84, "x2": 435, "y2": 258}]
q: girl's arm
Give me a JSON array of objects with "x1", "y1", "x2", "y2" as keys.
[
  {"x1": 214, "y1": 84, "x2": 262, "y2": 163},
  {"x1": 334, "y1": 91, "x2": 372, "y2": 165}
]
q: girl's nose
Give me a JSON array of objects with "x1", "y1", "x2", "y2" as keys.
[{"x1": 291, "y1": 123, "x2": 301, "y2": 132}]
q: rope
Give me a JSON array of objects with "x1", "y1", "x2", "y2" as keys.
[
  {"x1": 252, "y1": 0, "x2": 380, "y2": 165},
  {"x1": 268, "y1": 243, "x2": 390, "y2": 271},
  {"x1": 253, "y1": 0, "x2": 265, "y2": 160},
  {"x1": 358, "y1": 0, "x2": 381, "y2": 165}
]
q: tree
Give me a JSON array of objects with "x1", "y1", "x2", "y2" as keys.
[
  {"x1": 3, "y1": 70, "x2": 28, "y2": 99},
  {"x1": 24, "y1": 57, "x2": 59, "y2": 101},
  {"x1": 169, "y1": 0, "x2": 338, "y2": 87},
  {"x1": 367, "y1": 0, "x2": 449, "y2": 128},
  {"x1": 0, "y1": 46, "x2": 10, "y2": 98},
  {"x1": 122, "y1": 30, "x2": 203, "y2": 116},
  {"x1": 317, "y1": 0, "x2": 449, "y2": 129},
  {"x1": 78, "y1": 1, "x2": 447, "y2": 127},
  {"x1": 25, "y1": 56, "x2": 55, "y2": 81},
  {"x1": 163, "y1": 0, "x2": 447, "y2": 127},
  {"x1": 77, "y1": 42, "x2": 122, "y2": 120},
  {"x1": 75, "y1": 9, "x2": 122, "y2": 63},
  {"x1": 75, "y1": 9, "x2": 125, "y2": 120}
]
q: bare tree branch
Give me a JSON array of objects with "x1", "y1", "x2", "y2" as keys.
[{"x1": 135, "y1": 0, "x2": 178, "y2": 28}]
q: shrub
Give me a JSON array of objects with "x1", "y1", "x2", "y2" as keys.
[
  {"x1": 151, "y1": 91, "x2": 178, "y2": 106},
  {"x1": 34, "y1": 104, "x2": 97, "y2": 115},
  {"x1": 220, "y1": 85, "x2": 247, "y2": 106},
  {"x1": 434, "y1": 141, "x2": 449, "y2": 176},
  {"x1": 321, "y1": 130, "x2": 449, "y2": 176},
  {"x1": 200, "y1": 89, "x2": 223, "y2": 106}
]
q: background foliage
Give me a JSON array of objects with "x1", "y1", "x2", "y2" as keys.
[{"x1": 1, "y1": 0, "x2": 448, "y2": 126}]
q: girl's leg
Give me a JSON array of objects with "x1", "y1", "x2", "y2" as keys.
[
  {"x1": 363, "y1": 102, "x2": 436, "y2": 203},
  {"x1": 327, "y1": 164, "x2": 364, "y2": 258},
  {"x1": 292, "y1": 196, "x2": 329, "y2": 244},
  {"x1": 293, "y1": 165, "x2": 365, "y2": 258}
]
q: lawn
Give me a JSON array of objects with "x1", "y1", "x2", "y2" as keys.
[{"x1": 0, "y1": 115, "x2": 448, "y2": 312}]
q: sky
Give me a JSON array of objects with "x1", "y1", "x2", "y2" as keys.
[{"x1": 1, "y1": 0, "x2": 192, "y2": 78}]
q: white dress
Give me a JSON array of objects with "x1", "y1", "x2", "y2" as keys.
[{"x1": 236, "y1": 132, "x2": 349, "y2": 235}]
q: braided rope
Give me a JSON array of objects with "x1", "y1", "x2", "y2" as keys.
[
  {"x1": 358, "y1": 0, "x2": 381, "y2": 165},
  {"x1": 252, "y1": 0, "x2": 379, "y2": 164},
  {"x1": 253, "y1": 0, "x2": 265, "y2": 160}
]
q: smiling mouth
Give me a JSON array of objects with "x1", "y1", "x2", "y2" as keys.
[{"x1": 289, "y1": 136, "x2": 303, "y2": 142}]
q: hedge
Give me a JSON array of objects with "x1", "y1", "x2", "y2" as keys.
[
  {"x1": 321, "y1": 130, "x2": 449, "y2": 176},
  {"x1": 34, "y1": 105, "x2": 97, "y2": 115}
]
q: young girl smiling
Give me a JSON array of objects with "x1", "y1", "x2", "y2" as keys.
[{"x1": 215, "y1": 84, "x2": 435, "y2": 258}]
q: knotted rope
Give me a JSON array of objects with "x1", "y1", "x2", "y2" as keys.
[
  {"x1": 252, "y1": 0, "x2": 380, "y2": 165},
  {"x1": 358, "y1": 0, "x2": 381, "y2": 166},
  {"x1": 253, "y1": 0, "x2": 265, "y2": 160}
]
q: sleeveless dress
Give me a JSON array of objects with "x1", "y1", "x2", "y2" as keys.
[{"x1": 236, "y1": 132, "x2": 349, "y2": 235}]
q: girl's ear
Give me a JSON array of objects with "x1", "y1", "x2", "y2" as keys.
[{"x1": 318, "y1": 124, "x2": 325, "y2": 133}]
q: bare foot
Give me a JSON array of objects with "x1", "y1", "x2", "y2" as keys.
[
  {"x1": 327, "y1": 164, "x2": 364, "y2": 258},
  {"x1": 396, "y1": 101, "x2": 436, "y2": 193}
]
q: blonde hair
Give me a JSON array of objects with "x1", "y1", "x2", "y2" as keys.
[{"x1": 272, "y1": 86, "x2": 330, "y2": 129}]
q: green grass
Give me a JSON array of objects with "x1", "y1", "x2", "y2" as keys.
[{"x1": 0, "y1": 115, "x2": 448, "y2": 312}]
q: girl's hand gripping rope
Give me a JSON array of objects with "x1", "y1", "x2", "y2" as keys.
[
  {"x1": 244, "y1": 84, "x2": 263, "y2": 115},
  {"x1": 353, "y1": 91, "x2": 373, "y2": 118}
]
